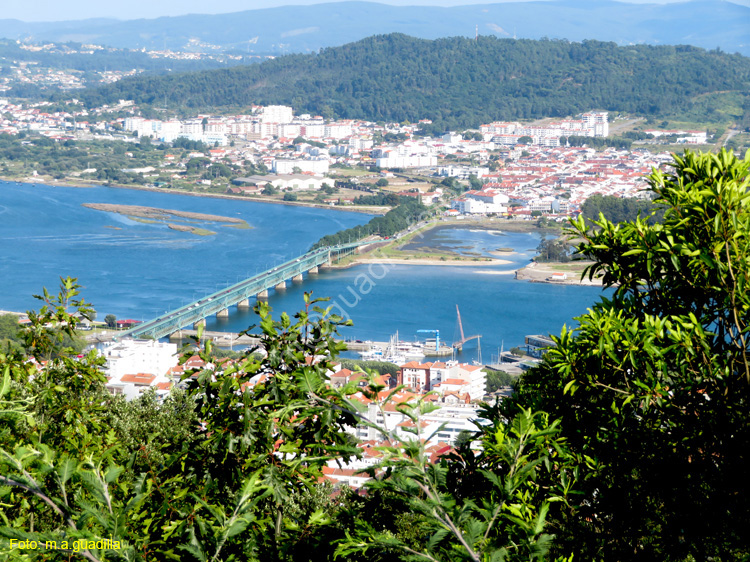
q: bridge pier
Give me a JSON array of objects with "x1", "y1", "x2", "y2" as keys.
[
  {"x1": 169, "y1": 331, "x2": 182, "y2": 340},
  {"x1": 193, "y1": 319, "x2": 206, "y2": 329},
  {"x1": 308, "y1": 266, "x2": 319, "y2": 274},
  {"x1": 293, "y1": 274, "x2": 304, "y2": 282},
  {"x1": 217, "y1": 308, "x2": 229, "y2": 318},
  {"x1": 257, "y1": 290, "x2": 268, "y2": 300},
  {"x1": 237, "y1": 298, "x2": 251, "y2": 309},
  {"x1": 275, "y1": 281, "x2": 287, "y2": 290}
]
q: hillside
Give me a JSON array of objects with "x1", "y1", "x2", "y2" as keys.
[
  {"x1": 77, "y1": 34, "x2": 750, "y2": 128},
  {"x1": 0, "y1": 0, "x2": 748, "y2": 56}
]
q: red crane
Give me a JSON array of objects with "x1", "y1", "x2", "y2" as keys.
[{"x1": 453, "y1": 304, "x2": 482, "y2": 351}]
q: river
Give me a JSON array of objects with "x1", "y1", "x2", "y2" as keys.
[{"x1": 1, "y1": 181, "x2": 605, "y2": 362}]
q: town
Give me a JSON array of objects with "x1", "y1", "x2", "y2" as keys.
[
  {"x1": 94, "y1": 336, "x2": 509, "y2": 488},
  {"x1": 0, "y1": 40, "x2": 264, "y2": 92},
  {"x1": 0, "y1": 99, "x2": 708, "y2": 218}
]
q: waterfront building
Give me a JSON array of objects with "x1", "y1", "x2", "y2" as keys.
[{"x1": 99, "y1": 339, "x2": 179, "y2": 400}]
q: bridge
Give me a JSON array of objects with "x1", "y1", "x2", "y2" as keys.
[{"x1": 120, "y1": 242, "x2": 366, "y2": 340}]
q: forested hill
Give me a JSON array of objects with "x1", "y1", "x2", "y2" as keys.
[{"x1": 77, "y1": 34, "x2": 750, "y2": 128}]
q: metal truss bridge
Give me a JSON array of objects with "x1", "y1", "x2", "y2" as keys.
[{"x1": 120, "y1": 242, "x2": 366, "y2": 340}]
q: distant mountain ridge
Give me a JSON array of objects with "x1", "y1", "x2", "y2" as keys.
[
  {"x1": 77, "y1": 34, "x2": 750, "y2": 128},
  {"x1": 0, "y1": 0, "x2": 748, "y2": 56}
]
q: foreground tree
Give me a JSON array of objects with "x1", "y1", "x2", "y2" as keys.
[
  {"x1": 0, "y1": 284, "x2": 577, "y2": 561},
  {"x1": 506, "y1": 149, "x2": 750, "y2": 560}
]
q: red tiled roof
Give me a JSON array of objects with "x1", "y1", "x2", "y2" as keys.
[{"x1": 120, "y1": 373, "x2": 156, "y2": 385}]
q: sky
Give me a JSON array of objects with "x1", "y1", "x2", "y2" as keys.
[{"x1": 5, "y1": 0, "x2": 749, "y2": 22}]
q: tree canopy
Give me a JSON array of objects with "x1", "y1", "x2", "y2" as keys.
[
  {"x1": 505, "y1": 148, "x2": 750, "y2": 560},
  {"x1": 77, "y1": 35, "x2": 750, "y2": 129}
]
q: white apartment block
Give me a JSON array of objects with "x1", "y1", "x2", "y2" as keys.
[
  {"x1": 399, "y1": 361, "x2": 487, "y2": 400},
  {"x1": 437, "y1": 165, "x2": 490, "y2": 179},
  {"x1": 261, "y1": 105, "x2": 294, "y2": 124},
  {"x1": 349, "y1": 137, "x2": 373, "y2": 150},
  {"x1": 527, "y1": 197, "x2": 568, "y2": 213},
  {"x1": 101, "y1": 339, "x2": 178, "y2": 379},
  {"x1": 347, "y1": 389, "x2": 483, "y2": 446},
  {"x1": 301, "y1": 124, "x2": 326, "y2": 138},
  {"x1": 227, "y1": 120, "x2": 259, "y2": 136},
  {"x1": 582, "y1": 111, "x2": 609, "y2": 137},
  {"x1": 272, "y1": 158, "x2": 330, "y2": 175},
  {"x1": 268, "y1": 174, "x2": 327, "y2": 191},
  {"x1": 324, "y1": 123, "x2": 353, "y2": 139},
  {"x1": 375, "y1": 154, "x2": 437, "y2": 168},
  {"x1": 181, "y1": 119, "x2": 203, "y2": 136},
  {"x1": 99, "y1": 339, "x2": 179, "y2": 400},
  {"x1": 479, "y1": 111, "x2": 608, "y2": 148},
  {"x1": 278, "y1": 123, "x2": 302, "y2": 138}
]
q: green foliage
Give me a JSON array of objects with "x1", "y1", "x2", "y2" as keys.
[
  {"x1": 581, "y1": 193, "x2": 665, "y2": 225},
  {"x1": 78, "y1": 35, "x2": 750, "y2": 129},
  {"x1": 283, "y1": 192, "x2": 298, "y2": 201},
  {"x1": 104, "y1": 314, "x2": 116, "y2": 328},
  {"x1": 338, "y1": 392, "x2": 581, "y2": 562},
  {"x1": 339, "y1": 359, "x2": 401, "y2": 378},
  {"x1": 484, "y1": 368, "x2": 516, "y2": 393},
  {"x1": 0, "y1": 133, "x2": 161, "y2": 184},
  {"x1": 352, "y1": 192, "x2": 402, "y2": 206},
  {"x1": 0, "y1": 280, "x2": 582, "y2": 562},
  {"x1": 312, "y1": 199, "x2": 428, "y2": 248},
  {"x1": 535, "y1": 236, "x2": 573, "y2": 263},
  {"x1": 0, "y1": 315, "x2": 20, "y2": 342},
  {"x1": 172, "y1": 137, "x2": 208, "y2": 151},
  {"x1": 0, "y1": 315, "x2": 22, "y2": 354},
  {"x1": 506, "y1": 148, "x2": 750, "y2": 560},
  {"x1": 105, "y1": 387, "x2": 199, "y2": 472}
]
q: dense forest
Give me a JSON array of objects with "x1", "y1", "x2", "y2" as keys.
[{"x1": 75, "y1": 34, "x2": 750, "y2": 128}]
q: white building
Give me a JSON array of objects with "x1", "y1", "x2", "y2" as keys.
[
  {"x1": 437, "y1": 165, "x2": 490, "y2": 179},
  {"x1": 278, "y1": 123, "x2": 302, "y2": 138},
  {"x1": 261, "y1": 105, "x2": 294, "y2": 124},
  {"x1": 268, "y1": 174, "x2": 328, "y2": 191},
  {"x1": 272, "y1": 158, "x2": 329, "y2": 175},
  {"x1": 301, "y1": 123, "x2": 326, "y2": 138},
  {"x1": 345, "y1": 385, "x2": 483, "y2": 446},
  {"x1": 581, "y1": 111, "x2": 609, "y2": 137},
  {"x1": 99, "y1": 339, "x2": 179, "y2": 400},
  {"x1": 324, "y1": 123, "x2": 353, "y2": 139},
  {"x1": 399, "y1": 361, "x2": 487, "y2": 401},
  {"x1": 375, "y1": 153, "x2": 437, "y2": 169}
]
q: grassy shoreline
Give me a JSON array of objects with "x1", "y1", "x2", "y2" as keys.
[
  {"x1": 333, "y1": 218, "x2": 564, "y2": 269},
  {"x1": 1, "y1": 175, "x2": 387, "y2": 215}
]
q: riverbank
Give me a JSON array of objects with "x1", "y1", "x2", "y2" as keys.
[
  {"x1": 329, "y1": 217, "x2": 566, "y2": 268},
  {"x1": 333, "y1": 256, "x2": 511, "y2": 268},
  {"x1": 515, "y1": 261, "x2": 603, "y2": 286},
  {"x1": 3, "y1": 176, "x2": 387, "y2": 215}
]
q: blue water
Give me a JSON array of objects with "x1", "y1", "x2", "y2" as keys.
[
  {"x1": 0, "y1": 181, "x2": 366, "y2": 316},
  {"x1": 0, "y1": 181, "x2": 604, "y2": 361}
]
